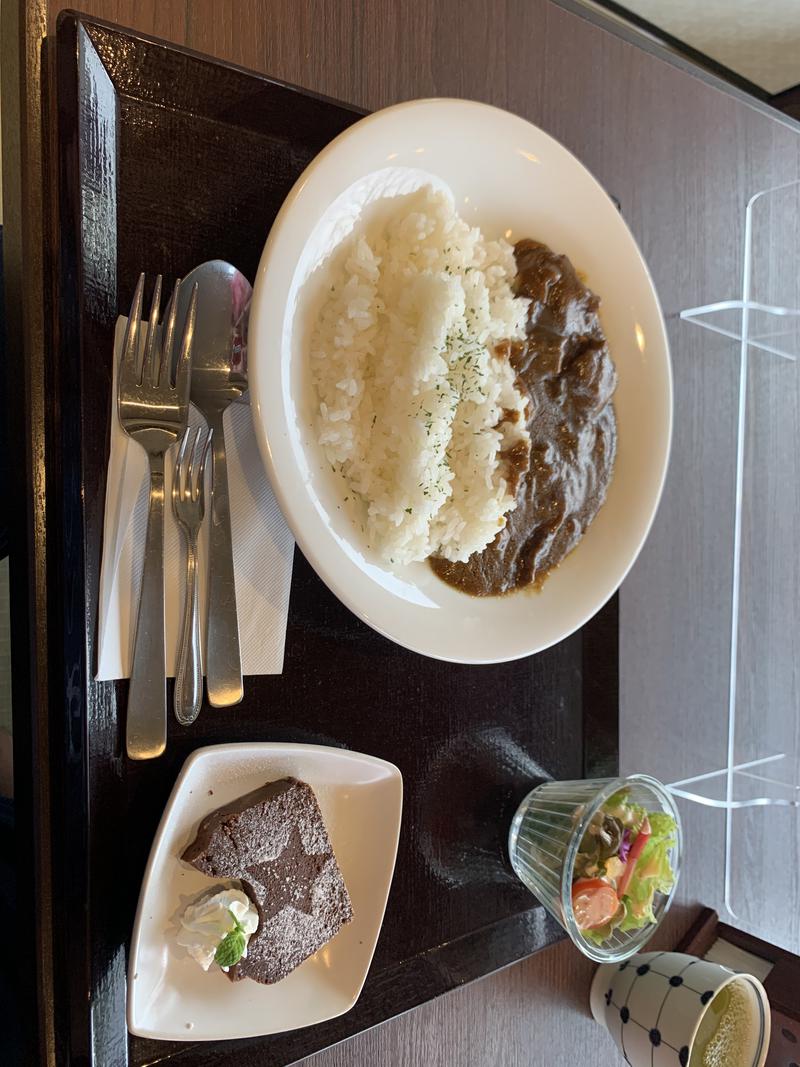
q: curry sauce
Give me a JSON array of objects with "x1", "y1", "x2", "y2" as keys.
[{"x1": 430, "y1": 239, "x2": 617, "y2": 596}]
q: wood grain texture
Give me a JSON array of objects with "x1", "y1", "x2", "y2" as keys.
[
  {"x1": 2, "y1": 1, "x2": 58, "y2": 1062},
  {"x1": 8, "y1": 0, "x2": 799, "y2": 1063}
]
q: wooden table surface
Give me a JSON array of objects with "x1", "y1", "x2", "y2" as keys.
[{"x1": 5, "y1": 0, "x2": 800, "y2": 1064}]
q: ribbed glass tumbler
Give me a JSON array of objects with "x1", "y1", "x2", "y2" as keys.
[{"x1": 508, "y1": 774, "x2": 682, "y2": 963}]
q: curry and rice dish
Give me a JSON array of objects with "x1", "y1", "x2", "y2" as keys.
[{"x1": 309, "y1": 186, "x2": 617, "y2": 596}]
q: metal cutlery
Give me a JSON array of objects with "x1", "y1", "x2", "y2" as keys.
[
  {"x1": 175, "y1": 261, "x2": 252, "y2": 708},
  {"x1": 117, "y1": 273, "x2": 197, "y2": 759},
  {"x1": 172, "y1": 426, "x2": 213, "y2": 726}
]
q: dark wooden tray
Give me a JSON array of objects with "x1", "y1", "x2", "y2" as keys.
[{"x1": 46, "y1": 13, "x2": 618, "y2": 1065}]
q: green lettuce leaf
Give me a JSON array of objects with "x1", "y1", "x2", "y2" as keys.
[{"x1": 618, "y1": 812, "x2": 678, "y2": 932}]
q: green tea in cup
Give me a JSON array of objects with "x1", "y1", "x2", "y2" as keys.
[{"x1": 690, "y1": 978, "x2": 765, "y2": 1067}]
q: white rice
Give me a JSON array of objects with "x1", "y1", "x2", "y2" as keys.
[{"x1": 309, "y1": 185, "x2": 530, "y2": 565}]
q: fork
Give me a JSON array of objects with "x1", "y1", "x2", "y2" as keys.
[
  {"x1": 118, "y1": 273, "x2": 198, "y2": 760},
  {"x1": 172, "y1": 426, "x2": 212, "y2": 726}
]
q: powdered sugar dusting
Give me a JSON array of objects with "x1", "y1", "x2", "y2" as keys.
[{"x1": 182, "y1": 777, "x2": 353, "y2": 985}]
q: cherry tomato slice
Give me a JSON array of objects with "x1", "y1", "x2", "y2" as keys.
[{"x1": 571, "y1": 878, "x2": 620, "y2": 930}]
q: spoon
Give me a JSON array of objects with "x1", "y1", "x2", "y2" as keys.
[{"x1": 174, "y1": 260, "x2": 252, "y2": 707}]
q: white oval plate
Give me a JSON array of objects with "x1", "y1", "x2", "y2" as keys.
[
  {"x1": 127, "y1": 743, "x2": 402, "y2": 1041},
  {"x1": 249, "y1": 98, "x2": 671, "y2": 663}
]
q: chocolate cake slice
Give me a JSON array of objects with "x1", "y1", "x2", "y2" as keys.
[{"x1": 182, "y1": 777, "x2": 353, "y2": 984}]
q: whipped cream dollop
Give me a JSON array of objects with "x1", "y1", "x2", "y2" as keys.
[{"x1": 177, "y1": 887, "x2": 259, "y2": 971}]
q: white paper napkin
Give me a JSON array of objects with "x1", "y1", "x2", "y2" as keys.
[{"x1": 96, "y1": 317, "x2": 295, "y2": 680}]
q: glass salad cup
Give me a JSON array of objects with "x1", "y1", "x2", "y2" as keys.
[{"x1": 508, "y1": 774, "x2": 682, "y2": 963}]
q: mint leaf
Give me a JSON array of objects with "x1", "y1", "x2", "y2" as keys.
[
  {"x1": 214, "y1": 909, "x2": 247, "y2": 969},
  {"x1": 215, "y1": 929, "x2": 245, "y2": 968}
]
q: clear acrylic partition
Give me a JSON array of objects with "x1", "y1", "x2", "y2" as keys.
[{"x1": 677, "y1": 180, "x2": 800, "y2": 950}]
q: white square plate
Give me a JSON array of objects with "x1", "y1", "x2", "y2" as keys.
[{"x1": 127, "y1": 742, "x2": 403, "y2": 1041}]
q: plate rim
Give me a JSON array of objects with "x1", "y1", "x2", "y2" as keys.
[
  {"x1": 249, "y1": 97, "x2": 673, "y2": 664},
  {"x1": 126, "y1": 742, "x2": 404, "y2": 1040}
]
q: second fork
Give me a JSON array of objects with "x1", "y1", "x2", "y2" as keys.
[{"x1": 172, "y1": 426, "x2": 212, "y2": 725}]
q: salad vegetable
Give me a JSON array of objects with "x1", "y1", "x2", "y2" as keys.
[
  {"x1": 571, "y1": 791, "x2": 677, "y2": 946},
  {"x1": 571, "y1": 878, "x2": 620, "y2": 930}
]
